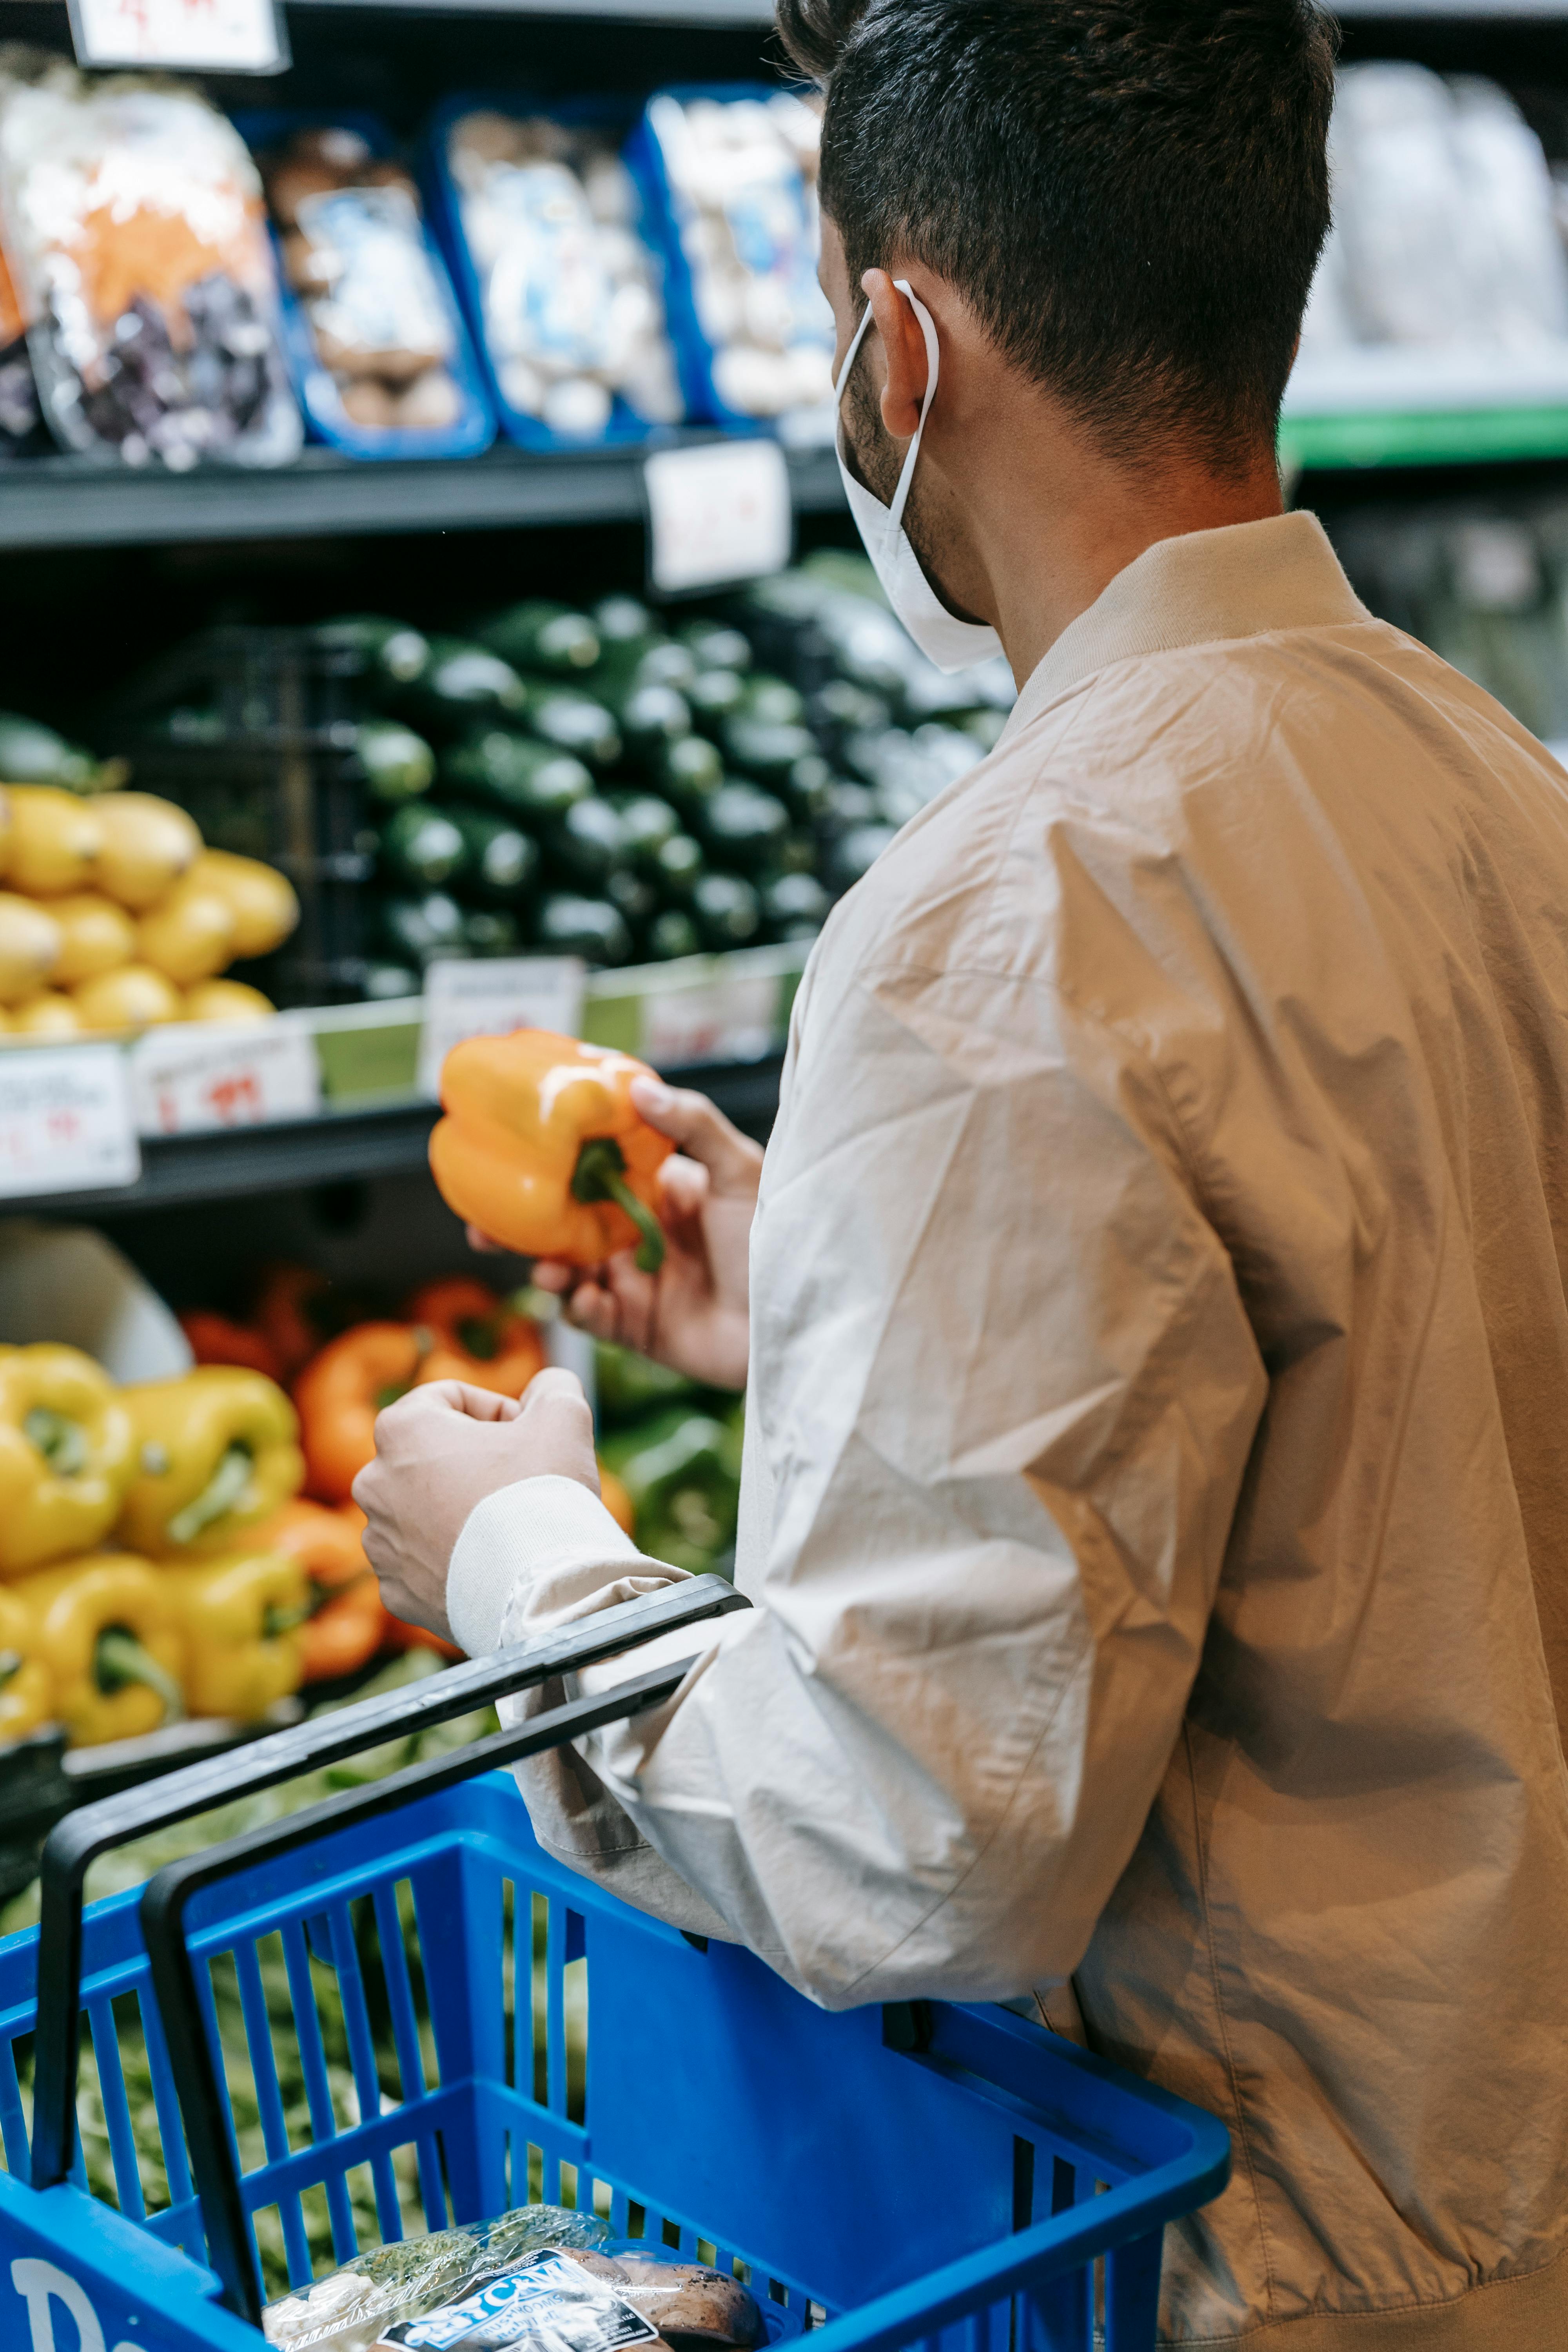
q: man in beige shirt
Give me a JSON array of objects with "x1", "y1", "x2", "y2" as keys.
[{"x1": 359, "y1": 3, "x2": 1568, "y2": 2345}]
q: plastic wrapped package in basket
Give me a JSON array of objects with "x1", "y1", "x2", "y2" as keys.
[
  {"x1": 115, "y1": 627, "x2": 372, "y2": 1005},
  {"x1": 633, "y1": 87, "x2": 835, "y2": 437},
  {"x1": 0, "y1": 59, "x2": 301, "y2": 470},
  {"x1": 432, "y1": 96, "x2": 684, "y2": 448}
]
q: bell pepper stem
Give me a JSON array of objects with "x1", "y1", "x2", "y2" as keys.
[
  {"x1": 22, "y1": 1407, "x2": 89, "y2": 1480},
  {"x1": 95, "y1": 1628, "x2": 185, "y2": 1726},
  {"x1": 572, "y1": 1137, "x2": 666, "y2": 1274},
  {"x1": 166, "y1": 1441, "x2": 254, "y2": 1548}
]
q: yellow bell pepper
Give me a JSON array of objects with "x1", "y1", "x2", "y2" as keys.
[
  {"x1": 0, "y1": 1345, "x2": 135, "y2": 1575},
  {"x1": 9, "y1": 1553, "x2": 184, "y2": 1747},
  {"x1": 0, "y1": 1584, "x2": 53, "y2": 1744},
  {"x1": 166, "y1": 1548, "x2": 307, "y2": 1720},
  {"x1": 117, "y1": 1368, "x2": 305, "y2": 1558}
]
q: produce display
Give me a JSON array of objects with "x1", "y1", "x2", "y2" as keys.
[
  {"x1": 0, "y1": 60, "x2": 300, "y2": 469},
  {"x1": 0, "y1": 240, "x2": 42, "y2": 455},
  {"x1": 444, "y1": 106, "x2": 683, "y2": 438},
  {"x1": 641, "y1": 89, "x2": 833, "y2": 424},
  {"x1": 260, "y1": 122, "x2": 478, "y2": 445},
  {"x1": 343, "y1": 559, "x2": 1011, "y2": 991},
  {"x1": 0, "y1": 778, "x2": 298, "y2": 1034},
  {"x1": 596, "y1": 1342, "x2": 742, "y2": 1575}
]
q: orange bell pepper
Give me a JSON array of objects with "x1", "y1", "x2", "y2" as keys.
[
  {"x1": 292, "y1": 1323, "x2": 431, "y2": 1503},
  {"x1": 429, "y1": 1031, "x2": 673, "y2": 1271},
  {"x1": 179, "y1": 1310, "x2": 285, "y2": 1385},
  {"x1": 257, "y1": 1495, "x2": 387, "y2": 1682},
  {"x1": 405, "y1": 1278, "x2": 546, "y2": 1399},
  {"x1": 600, "y1": 1465, "x2": 635, "y2": 1537}
]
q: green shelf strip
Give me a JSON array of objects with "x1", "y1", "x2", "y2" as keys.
[{"x1": 1282, "y1": 405, "x2": 1568, "y2": 472}]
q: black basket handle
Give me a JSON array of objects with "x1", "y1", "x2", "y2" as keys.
[
  {"x1": 31, "y1": 1573, "x2": 747, "y2": 2193},
  {"x1": 144, "y1": 1651, "x2": 710, "y2": 2326}
]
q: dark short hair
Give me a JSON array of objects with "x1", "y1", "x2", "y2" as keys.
[{"x1": 780, "y1": 0, "x2": 1337, "y2": 472}]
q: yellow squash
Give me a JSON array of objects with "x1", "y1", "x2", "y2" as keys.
[{"x1": 0, "y1": 1344, "x2": 135, "y2": 1574}]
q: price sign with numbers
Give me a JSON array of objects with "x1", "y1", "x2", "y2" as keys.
[
  {"x1": 129, "y1": 1019, "x2": 321, "y2": 1139},
  {"x1": 0, "y1": 1045, "x2": 140, "y2": 1201},
  {"x1": 417, "y1": 958, "x2": 586, "y2": 1100},
  {"x1": 644, "y1": 439, "x2": 794, "y2": 597},
  {"x1": 70, "y1": 0, "x2": 289, "y2": 74}
]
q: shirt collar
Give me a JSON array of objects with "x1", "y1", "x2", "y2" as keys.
[{"x1": 998, "y1": 510, "x2": 1371, "y2": 748}]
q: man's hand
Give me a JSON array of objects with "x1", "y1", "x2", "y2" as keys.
[
  {"x1": 354, "y1": 1369, "x2": 598, "y2": 1642},
  {"x1": 529, "y1": 1076, "x2": 760, "y2": 1390}
]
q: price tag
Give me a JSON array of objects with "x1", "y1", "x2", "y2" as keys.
[
  {"x1": 417, "y1": 958, "x2": 586, "y2": 1100},
  {"x1": 0, "y1": 1045, "x2": 140, "y2": 1201},
  {"x1": 129, "y1": 1019, "x2": 321, "y2": 1138},
  {"x1": 644, "y1": 439, "x2": 793, "y2": 596},
  {"x1": 641, "y1": 967, "x2": 781, "y2": 1068},
  {"x1": 69, "y1": 0, "x2": 289, "y2": 74}
]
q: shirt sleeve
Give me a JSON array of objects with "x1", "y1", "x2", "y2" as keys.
[{"x1": 447, "y1": 960, "x2": 1267, "y2": 2006}]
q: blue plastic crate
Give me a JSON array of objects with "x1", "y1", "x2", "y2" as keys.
[
  {"x1": 234, "y1": 109, "x2": 495, "y2": 465},
  {"x1": 0, "y1": 1578, "x2": 1227, "y2": 2352}
]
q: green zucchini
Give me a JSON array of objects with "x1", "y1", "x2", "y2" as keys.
[
  {"x1": 739, "y1": 673, "x2": 806, "y2": 727},
  {"x1": 677, "y1": 620, "x2": 751, "y2": 674},
  {"x1": 591, "y1": 595, "x2": 657, "y2": 648},
  {"x1": 314, "y1": 614, "x2": 431, "y2": 690},
  {"x1": 377, "y1": 805, "x2": 467, "y2": 889},
  {"x1": 652, "y1": 732, "x2": 723, "y2": 807},
  {"x1": 651, "y1": 832, "x2": 705, "y2": 898},
  {"x1": 462, "y1": 908, "x2": 523, "y2": 956},
  {"x1": 597, "y1": 677, "x2": 691, "y2": 757},
  {"x1": 760, "y1": 871, "x2": 829, "y2": 936},
  {"x1": 0, "y1": 711, "x2": 104, "y2": 791},
  {"x1": 783, "y1": 751, "x2": 834, "y2": 819},
  {"x1": 720, "y1": 715, "x2": 818, "y2": 785},
  {"x1": 520, "y1": 684, "x2": 621, "y2": 771},
  {"x1": 697, "y1": 783, "x2": 791, "y2": 869},
  {"x1": 442, "y1": 730, "x2": 592, "y2": 821},
  {"x1": 686, "y1": 669, "x2": 748, "y2": 733},
  {"x1": 690, "y1": 872, "x2": 761, "y2": 949},
  {"x1": 355, "y1": 718, "x2": 436, "y2": 804},
  {"x1": 479, "y1": 601, "x2": 601, "y2": 677},
  {"x1": 809, "y1": 679, "x2": 892, "y2": 741},
  {"x1": 606, "y1": 867, "x2": 658, "y2": 931},
  {"x1": 376, "y1": 891, "x2": 466, "y2": 964},
  {"x1": 546, "y1": 797, "x2": 624, "y2": 887},
  {"x1": 531, "y1": 893, "x2": 632, "y2": 965},
  {"x1": 607, "y1": 793, "x2": 681, "y2": 866},
  {"x1": 402, "y1": 638, "x2": 526, "y2": 729},
  {"x1": 648, "y1": 908, "x2": 701, "y2": 961},
  {"x1": 446, "y1": 806, "x2": 540, "y2": 902}
]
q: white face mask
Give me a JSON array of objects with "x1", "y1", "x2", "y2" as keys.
[{"x1": 834, "y1": 277, "x2": 1004, "y2": 675}]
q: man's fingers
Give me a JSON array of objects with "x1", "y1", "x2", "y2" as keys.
[
  {"x1": 530, "y1": 1260, "x2": 576, "y2": 1294},
  {"x1": 466, "y1": 1223, "x2": 505, "y2": 1255},
  {"x1": 658, "y1": 1153, "x2": 710, "y2": 1222},
  {"x1": 629, "y1": 1076, "x2": 762, "y2": 1193}
]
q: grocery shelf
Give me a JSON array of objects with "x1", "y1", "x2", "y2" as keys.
[
  {"x1": 0, "y1": 439, "x2": 844, "y2": 553},
  {"x1": 12, "y1": 1052, "x2": 784, "y2": 1218}
]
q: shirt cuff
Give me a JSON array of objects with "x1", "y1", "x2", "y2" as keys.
[{"x1": 446, "y1": 1473, "x2": 643, "y2": 1657}]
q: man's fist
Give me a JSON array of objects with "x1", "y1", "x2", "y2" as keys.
[{"x1": 354, "y1": 1369, "x2": 599, "y2": 1641}]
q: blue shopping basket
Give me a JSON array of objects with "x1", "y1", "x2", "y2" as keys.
[{"x1": 0, "y1": 1575, "x2": 1228, "y2": 2352}]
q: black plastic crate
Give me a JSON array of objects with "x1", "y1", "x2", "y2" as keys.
[{"x1": 113, "y1": 625, "x2": 375, "y2": 1007}]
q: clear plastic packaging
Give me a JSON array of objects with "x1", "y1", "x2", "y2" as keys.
[
  {"x1": 0, "y1": 234, "x2": 41, "y2": 452},
  {"x1": 262, "y1": 2218, "x2": 791, "y2": 2352},
  {"x1": 259, "y1": 122, "x2": 481, "y2": 448},
  {"x1": 443, "y1": 105, "x2": 683, "y2": 443},
  {"x1": 0, "y1": 62, "x2": 300, "y2": 468},
  {"x1": 639, "y1": 89, "x2": 833, "y2": 431}
]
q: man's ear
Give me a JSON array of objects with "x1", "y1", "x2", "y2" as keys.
[{"x1": 862, "y1": 269, "x2": 928, "y2": 440}]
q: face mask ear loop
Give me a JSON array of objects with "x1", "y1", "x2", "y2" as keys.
[
  {"x1": 884, "y1": 279, "x2": 940, "y2": 535},
  {"x1": 833, "y1": 300, "x2": 877, "y2": 407}
]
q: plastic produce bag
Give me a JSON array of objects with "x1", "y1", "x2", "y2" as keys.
[
  {"x1": 643, "y1": 91, "x2": 833, "y2": 427},
  {"x1": 262, "y1": 2207, "x2": 614, "y2": 2350},
  {"x1": 446, "y1": 109, "x2": 682, "y2": 438},
  {"x1": 0, "y1": 62, "x2": 301, "y2": 468}
]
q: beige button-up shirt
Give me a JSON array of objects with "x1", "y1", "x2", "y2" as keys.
[{"x1": 448, "y1": 513, "x2": 1568, "y2": 2352}]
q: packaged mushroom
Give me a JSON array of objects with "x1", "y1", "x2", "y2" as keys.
[
  {"x1": 263, "y1": 2216, "x2": 789, "y2": 2352},
  {"x1": 0, "y1": 63, "x2": 300, "y2": 469},
  {"x1": 260, "y1": 122, "x2": 488, "y2": 451},
  {"x1": 442, "y1": 105, "x2": 684, "y2": 443},
  {"x1": 639, "y1": 90, "x2": 834, "y2": 430}
]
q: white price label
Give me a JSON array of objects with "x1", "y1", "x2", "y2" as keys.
[
  {"x1": 69, "y1": 0, "x2": 288, "y2": 73},
  {"x1": 644, "y1": 439, "x2": 793, "y2": 596},
  {"x1": 641, "y1": 969, "x2": 780, "y2": 1068},
  {"x1": 129, "y1": 1020, "x2": 321, "y2": 1138},
  {"x1": 418, "y1": 958, "x2": 586, "y2": 1100},
  {"x1": 0, "y1": 1046, "x2": 139, "y2": 1201}
]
